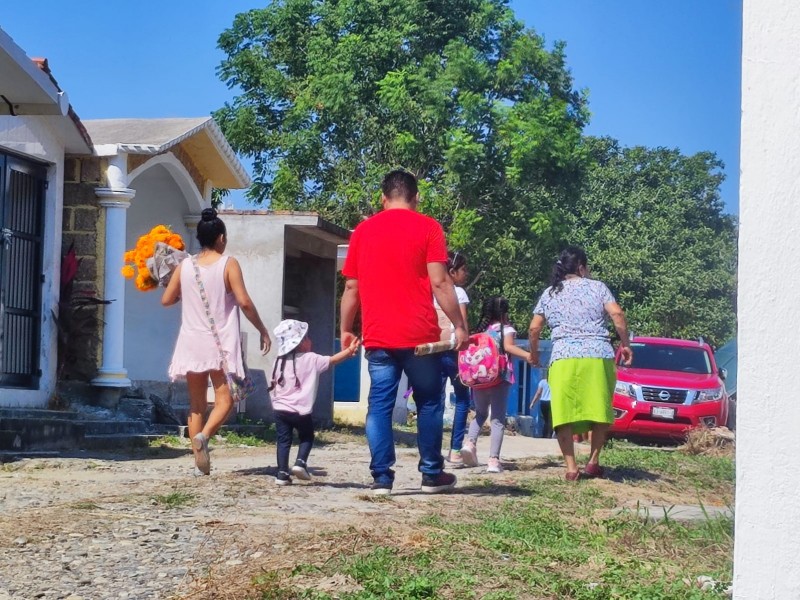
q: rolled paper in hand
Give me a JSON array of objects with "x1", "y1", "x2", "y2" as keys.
[{"x1": 414, "y1": 340, "x2": 456, "y2": 356}]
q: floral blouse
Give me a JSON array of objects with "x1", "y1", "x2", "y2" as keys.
[{"x1": 533, "y1": 278, "x2": 616, "y2": 363}]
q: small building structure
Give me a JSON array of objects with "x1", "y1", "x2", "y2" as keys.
[
  {"x1": 0, "y1": 29, "x2": 349, "y2": 431},
  {"x1": 0, "y1": 28, "x2": 93, "y2": 407},
  {"x1": 220, "y1": 211, "x2": 350, "y2": 426}
]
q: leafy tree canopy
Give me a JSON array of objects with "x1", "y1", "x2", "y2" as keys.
[
  {"x1": 216, "y1": 0, "x2": 589, "y2": 322},
  {"x1": 216, "y1": 1, "x2": 737, "y2": 344},
  {"x1": 571, "y1": 138, "x2": 737, "y2": 347}
]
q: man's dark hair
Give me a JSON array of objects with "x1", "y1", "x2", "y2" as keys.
[{"x1": 381, "y1": 169, "x2": 418, "y2": 202}]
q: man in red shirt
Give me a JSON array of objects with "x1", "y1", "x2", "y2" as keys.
[{"x1": 341, "y1": 170, "x2": 468, "y2": 495}]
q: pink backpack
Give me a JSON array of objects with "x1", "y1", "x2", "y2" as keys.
[{"x1": 458, "y1": 331, "x2": 509, "y2": 389}]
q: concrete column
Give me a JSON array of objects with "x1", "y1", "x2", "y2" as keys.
[
  {"x1": 735, "y1": 1, "x2": 800, "y2": 597},
  {"x1": 92, "y1": 180, "x2": 135, "y2": 389},
  {"x1": 183, "y1": 214, "x2": 201, "y2": 254}
]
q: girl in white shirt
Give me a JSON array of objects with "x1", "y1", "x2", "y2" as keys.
[{"x1": 434, "y1": 252, "x2": 472, "y2": 466}]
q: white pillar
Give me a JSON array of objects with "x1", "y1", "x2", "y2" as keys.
[
  {"x1": 183, "y1": 214, "x2": 201, "y2": 254},
  {"x1": 735, "y1": 1, "x2": 800, "y2": 597},
  {"x1": 92, "y1": 186, "x2": 135, "y2": 388}
]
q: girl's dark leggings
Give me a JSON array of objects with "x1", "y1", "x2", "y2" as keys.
[{"x1": 274, "y1": 410, "x2": 315, "y2": 473}]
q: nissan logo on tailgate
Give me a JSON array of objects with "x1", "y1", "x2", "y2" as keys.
[{"x1": 658, "y1": 390, "x2": 671, "y2": 401}]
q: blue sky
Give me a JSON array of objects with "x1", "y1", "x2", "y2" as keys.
[{"x1": 3, "y1": 0, "x2": 741, "y2": 212}]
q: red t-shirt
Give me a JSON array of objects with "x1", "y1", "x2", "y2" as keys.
[{"x1": 343, "y1": 209, "x2": 447, "y2": 349}]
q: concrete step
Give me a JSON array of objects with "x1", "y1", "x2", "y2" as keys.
[
  {"x1": 78, "y1": 420, "x2": 149, "y2": 435},
  {"x1": 0, "y1": 418, "x2": 85, "y2": 451},
  {"x1": 0, "y1": 413, "x2": 158, "y2": 451},
  {"x1": 0, "y1": 450, "x2": 62, "y2": 461},
  {"x1": 151, "y1": 424, "x2": 185, "y2": 436},
  {"x1": 0, "y1": 408, "x2": 81, "y2": 420},
  {"x1": 81, "y1": 434, "x2": 164, "y2": 451}
]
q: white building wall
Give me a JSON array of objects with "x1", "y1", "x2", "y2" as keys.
[
  {"x1": 124, "y1": 165, "x2": 194, "y2": 382},
  {"x1": 0, "y1": 116, "x2": 65, "y2": 407},
  {"x1": 735, "y1": 1, "x2": 800, "y2": 597},
  {"x1": 222, "y1": 213, "x2": 287, "y2": 419}
]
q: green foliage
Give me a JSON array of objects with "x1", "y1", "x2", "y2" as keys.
[
  {"x1": 570, "y1": 138, "x2": 737, "y2": 346},
  {"x1": 216, "y1": 2, "x2": 736, "y2": 339},
  {"x1": 216, "y1": 0, "x2": 588, "y2": 324}
]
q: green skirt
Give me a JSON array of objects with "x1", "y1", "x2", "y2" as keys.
[{"x1": 549, "y1": 358, "x2": 616, "y2": 434}]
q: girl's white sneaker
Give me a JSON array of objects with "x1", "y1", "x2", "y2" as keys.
[
  {"x1": 487, "y1": 457, "x2": 503, "y2": 473},
  {"x1": 460, "y1": 440, "x2": 479, "y2": 467}
]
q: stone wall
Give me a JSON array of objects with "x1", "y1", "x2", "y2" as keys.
[{"x1": 60, "y1": 156, "x2": 107, "y2": 380}]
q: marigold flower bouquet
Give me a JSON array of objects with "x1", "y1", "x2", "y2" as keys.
[{"x1": 122, "y1": 225, "x2": 187, "y2": 291}]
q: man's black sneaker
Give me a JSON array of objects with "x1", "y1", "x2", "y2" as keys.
[
  {"x1": 371, "y1": 481, "x2": 393, "y2": 496},
  {"x1": 421, "y1": 471, "x2": 457, "y2": 494},
  {"x1": 275, "y1": 471, "x2": 292, "y2": 486}
]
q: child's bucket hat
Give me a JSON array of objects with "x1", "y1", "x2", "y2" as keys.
[{"x1": 273, "y1": 319, "x2": 309, "y2": 357}]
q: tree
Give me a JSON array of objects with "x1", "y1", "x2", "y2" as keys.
[
  {"x1": 215, "y1": 0, "x2": 589, "y2": 326},
  {"x1": 569, "y1": 137, "x2": 737, "y2": 347}
]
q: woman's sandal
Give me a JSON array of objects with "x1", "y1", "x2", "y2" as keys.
[
  {"x1": 583, "y1": 462, "x2": 605, "y2": 479},
  {"x1": 565, "y1": 470, "x2": 580, "y2": 482}
]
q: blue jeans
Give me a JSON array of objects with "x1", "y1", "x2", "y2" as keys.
[
  {"x1": 365, "y1": 349, "x2": 445, "y2": 484},
  {"x1": 442, "y1": 351, "x2": 471, "y2": 451}
]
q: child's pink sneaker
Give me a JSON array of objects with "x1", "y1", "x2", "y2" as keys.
[
  {"x1": 460, "y1": 440, "x2": 479, "y2": 467},
  {"x1": 486, "y1": 457, "x2": 503, "y2": 473}
]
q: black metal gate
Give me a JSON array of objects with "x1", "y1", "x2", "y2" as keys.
[{"x1": 0, "y1": 152, "x2": 47, "y2": 388}]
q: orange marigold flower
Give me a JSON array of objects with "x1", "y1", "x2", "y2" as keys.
[
  {"x1": 124, "y1": 224, "x2": 185, "y2": 291},
  {"x1": 167, "y1": 234, "x2": 185, "y2": 250},
  {"x1": 135, "y1": 273, "x2": 156, "y2": 291}
]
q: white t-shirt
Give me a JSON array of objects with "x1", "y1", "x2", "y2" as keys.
[
  {"x1": 434, "y1": 286, "x2": 470, "y2": 341},
  {"x1": 536, "y1": 379, "x2": 551, "y2": 402},
  {"x1": 433, "y1": 286, "x2": 470, "y2": 310}
]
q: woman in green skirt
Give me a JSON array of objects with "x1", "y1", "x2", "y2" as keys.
[{"x1": 528, "y1": 247, "x2": 632, "y2": 481}]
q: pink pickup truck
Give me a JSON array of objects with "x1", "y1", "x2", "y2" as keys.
[{"x1": 610, "y1": 336, "x2": 730, "y2": 441}]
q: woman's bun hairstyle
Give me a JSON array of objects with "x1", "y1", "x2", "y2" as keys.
[{"x1": 197, "y1": 207, "x2": 226, "y2": 248}]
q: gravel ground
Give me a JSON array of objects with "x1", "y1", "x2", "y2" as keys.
[{"x1": 0, "y1": 435, "x2": 564, "y2": 600}]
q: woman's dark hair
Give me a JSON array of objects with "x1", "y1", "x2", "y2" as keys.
[
  {"x1": 549, "y1": 245, "x2": 588, "y2": 296},
  {"x1": 447, "y1": 250, "x2": 467, "y2": 274},
  {"x1": 268, "y1": 350, "x2": 302, "y2": 392},
  {"x1": 196, "y1": 208, "x2": 226, "y2": 249},
  {"x1": 474, "y1": 296, "x2": 510, "y2": 334}
]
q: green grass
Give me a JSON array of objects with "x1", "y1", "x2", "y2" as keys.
[
  {"x1": 151, "y1": 491, "x2": 195, "y2": 509},
  {"x1": 215, "y1": 430, "x2": 272, "y2": 447},
  {"x1": 249, "y1": 447, "x2": 734, "y2": 600},
  {"x1": 601, "y1": 444, "x2": 734, "y2": 491},
  {"x1": 149, "y1": 434, "x2": 185, "y2": 448}
]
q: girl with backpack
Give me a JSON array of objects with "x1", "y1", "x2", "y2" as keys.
[{"x1": 460, "y1": 296, "x2": 530, "y2": 473}]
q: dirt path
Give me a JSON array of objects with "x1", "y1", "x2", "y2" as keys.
[{"x1": 0, "y1": 434, "x2": 728, "y2": 599}]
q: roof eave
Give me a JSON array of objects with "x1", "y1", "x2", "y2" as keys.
[{"x1": 113, "y1": 118, "x2": 250, "y2": 189}]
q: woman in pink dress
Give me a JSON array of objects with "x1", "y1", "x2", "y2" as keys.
[{"x1": 162, "y1": 208, "x2": 271, "y2": 475}]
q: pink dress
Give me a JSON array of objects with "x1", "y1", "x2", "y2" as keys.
[{"x1": 168, "y1": 255, "x2": 245, "y2": 380}]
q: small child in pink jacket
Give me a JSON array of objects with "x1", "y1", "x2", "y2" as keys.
[{"x1": 269, "y1": 319, "x2": 359, "y2": 485}]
